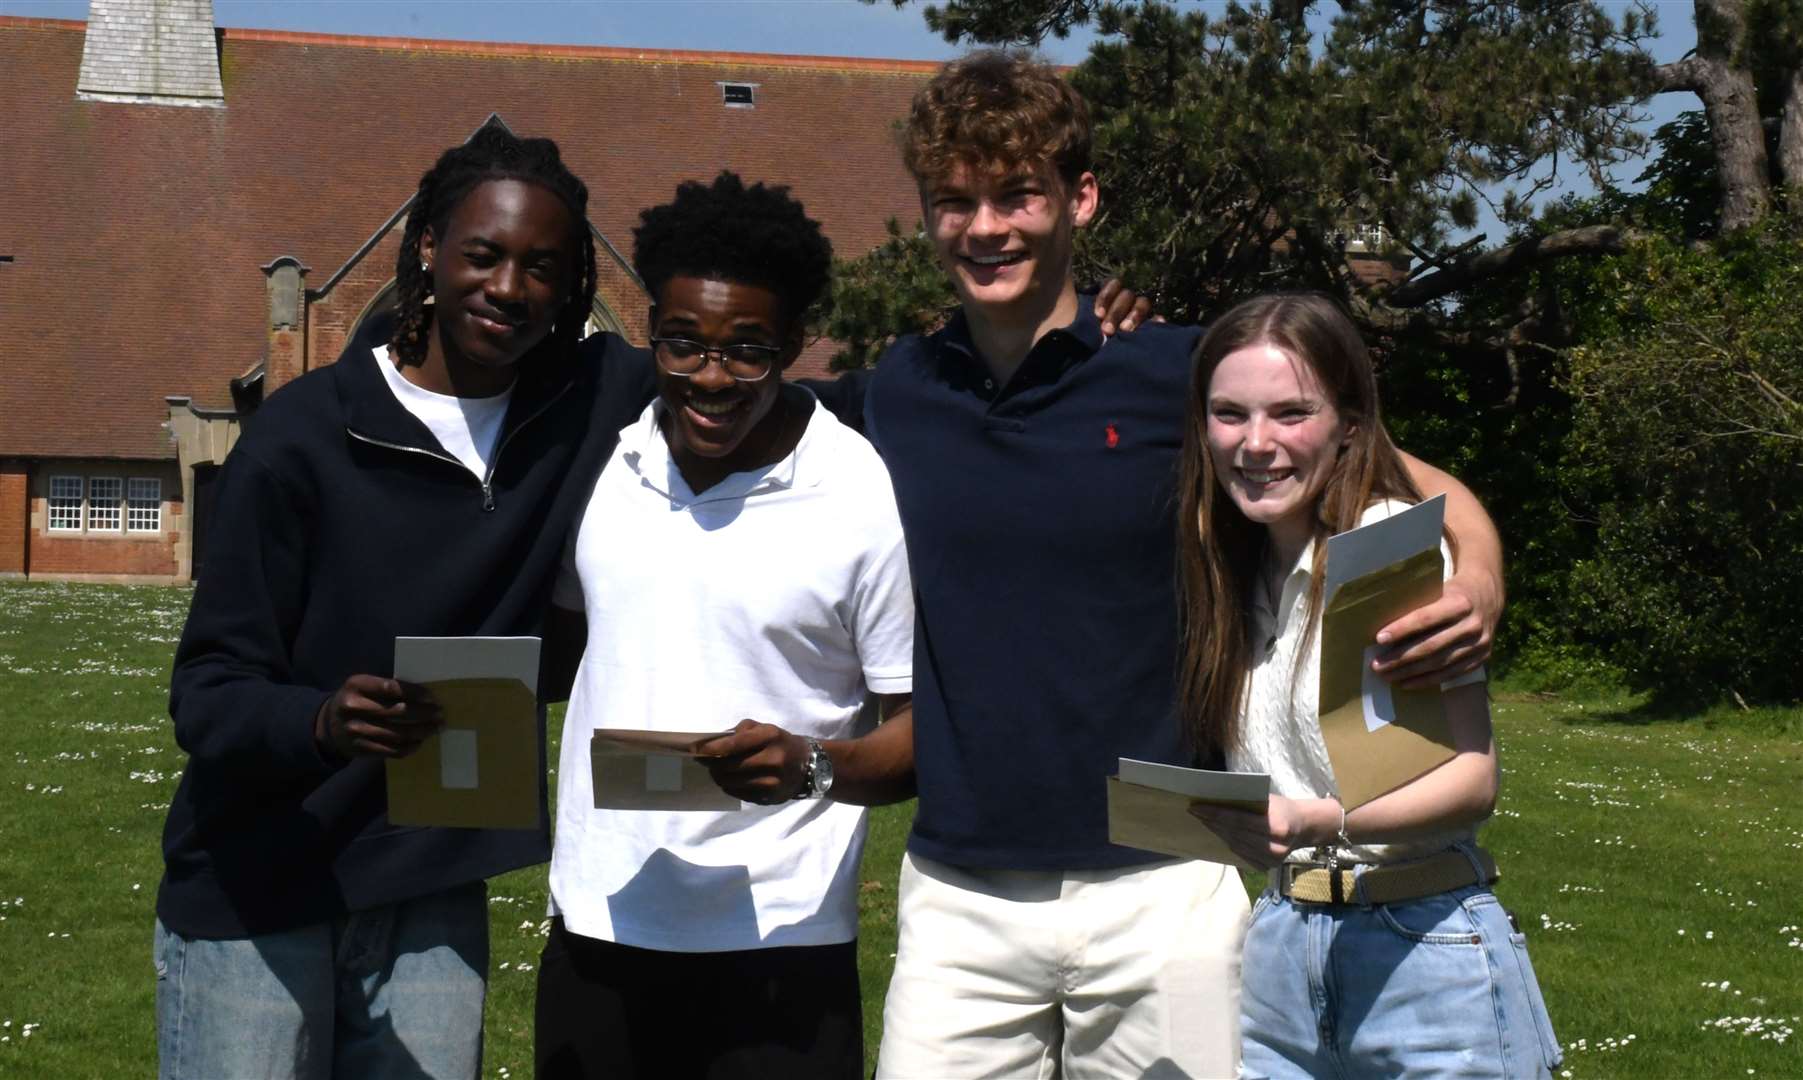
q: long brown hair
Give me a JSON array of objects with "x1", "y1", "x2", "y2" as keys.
[{"x1": 1176, "y1": 293, "x2": 1423, "y2": 759}]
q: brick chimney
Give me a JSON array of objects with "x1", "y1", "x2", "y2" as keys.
[{"x1": 77, "y1": 0, "x2": 224, "y2": 108}]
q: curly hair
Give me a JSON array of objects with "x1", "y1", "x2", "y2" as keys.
[
  {"x1": 390, "y1": 124, "x2": 598, "y2": 367},
  {"x1": 631, "y1": 171, "x2": 833, "y2": 324},
  {"x1": 902, "y1": 49, "x2": 1092, "y2": 189}
]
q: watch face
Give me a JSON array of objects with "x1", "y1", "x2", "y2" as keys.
[{"x1": 812, "y1": 742, "x2": 835, "y2": 797}]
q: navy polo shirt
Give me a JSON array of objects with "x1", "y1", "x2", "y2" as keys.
[{"x1": 867, "y1": 303, "x2": 1205, "y2": 871}]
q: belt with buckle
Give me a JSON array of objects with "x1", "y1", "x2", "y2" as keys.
[{"x1": 1276, "y1": 847, "x2": 1499, "y2": 906}]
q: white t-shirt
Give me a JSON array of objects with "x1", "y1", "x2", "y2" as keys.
[
  {"x1": 548, "y1": 391, "x2": 914, "y2": 952},
  {"x1": 372, "y1": 345, "x2": 513, "y2": 480},
  {"x1": 1227, "y1": 499, "x2": 1487, "y2": 865}
]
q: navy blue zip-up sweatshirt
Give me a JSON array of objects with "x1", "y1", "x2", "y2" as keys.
[{"x1": 158, "y1": 319, "x2": 656, "y2": 938}]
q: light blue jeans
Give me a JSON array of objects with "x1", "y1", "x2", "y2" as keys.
[
  {"x1": 1240, "y1": 866, "x2": 1562, "y2": 1079},
  {"x1": 155, "y1": 881, "x2": 488, "y2": 1080}
]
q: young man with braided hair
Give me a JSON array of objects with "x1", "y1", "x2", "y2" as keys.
[
  {"x1": 865, "y1": 51, "x2": 1508, "y2": 1078},
  {"x1": 154, "y1": 125, "x2": 656, "y2": 1078},
  {"x1": 533, "y1": 171, "x2": 916, "y2": 1080}
]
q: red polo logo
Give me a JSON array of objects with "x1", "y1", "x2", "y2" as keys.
[{"x1": 1105, "y1": 423, "x2": 1120, "y2": 449}]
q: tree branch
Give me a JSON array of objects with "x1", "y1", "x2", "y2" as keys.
[
  {"x1": 1650, "y1": 55, "x2": 1708, "y2": 94},
  {"x1": 1383, "y1": 225, "x2": 1649, "y2": 308}
]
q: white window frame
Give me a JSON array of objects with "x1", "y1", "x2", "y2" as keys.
[
  {"x1": 718, "y1": 81, "x2": 758, "y2": 109},
  {"x1": 87, "y1": 476, "x2": 124, "y2": 533},
  {"x1": 48, "y1": 475, "x2": 84, "y2": 532},
  {"x1": 127, "y1": 478, "x2": 162, "y2": 533}
]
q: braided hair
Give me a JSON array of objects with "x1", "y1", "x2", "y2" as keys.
[
  {"x1": 390, "y1": 125, "x2": 598, "y2": 367},
  {"x1": 632, "y1": 171, "x2": 833, "y2": 326}
]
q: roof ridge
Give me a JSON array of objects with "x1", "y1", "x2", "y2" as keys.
[{"x1": 0, "y1": 15, "x2": 944, "y2": 74}]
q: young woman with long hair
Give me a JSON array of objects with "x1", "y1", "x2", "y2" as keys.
[{"x1": 1178, "y1": 293, "x2": 1562, "y2": 1078}]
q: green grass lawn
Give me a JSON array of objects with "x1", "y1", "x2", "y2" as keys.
[{"x1": 1, "y1": 579, "x2": 1799, "y2": 1078}]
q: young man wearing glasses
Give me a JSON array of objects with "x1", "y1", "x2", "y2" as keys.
[{"x1": 532, "y1": 172, "x2": 915, "y2": 1080}]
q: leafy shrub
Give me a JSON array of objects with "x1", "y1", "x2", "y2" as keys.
[{"x1": 1558, "y1": 223, "x2": 1803, "y2": 704}]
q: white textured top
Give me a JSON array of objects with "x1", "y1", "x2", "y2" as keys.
[
  {"x1": 548, "y1": 392, "x2": 914, "y2": 951},
  {"x1": 372, "y1": 345, "x2": 513, "y2": 481},
  {"x1": 1227, "y1": 500, "x2": 1486, "y2": 865}
]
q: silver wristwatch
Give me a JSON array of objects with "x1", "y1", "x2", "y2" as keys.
[{"x1": 793, "y1": 737, "x2": 835, "y2": 800}]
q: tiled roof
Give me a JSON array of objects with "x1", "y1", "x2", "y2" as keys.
[{"x1": 1, "y1": 17, "x2": 932, "y2": 459}]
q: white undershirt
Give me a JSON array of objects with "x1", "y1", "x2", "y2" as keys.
[
  {"x1": 548, "y1": 392, "x2": 915, "y2": 952},
  {"x1": 372, "y1": 345, "x2": 513, "y2": 480}
]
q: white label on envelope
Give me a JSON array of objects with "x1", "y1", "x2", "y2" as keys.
[
  {"x1": 440, "y1": 729, "x2": 479, "y2": 789},
  {"x1": 645, "y1": 755, "x2": 683, "y2": 792},
  {"x1": 1361, "y1": 646, "x2": 1396, "y2": 732}
]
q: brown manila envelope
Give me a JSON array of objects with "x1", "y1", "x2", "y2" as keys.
[
  {"x1": 591, "y1": 728, "x2": 741, "y2": 812},
  {"x1": 1106, "y1": 757, "x2": 1270, "y2": 872},
  {"x1": 385, "y1": 636, "x2": 542, "y2": 830},
  {"x1": 1316, "y1": 497, "x2": 1458, "y2": 810}
]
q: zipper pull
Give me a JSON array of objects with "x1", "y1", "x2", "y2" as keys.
[{"x1": 482, "y1": 483, "x2": 496, "y2": 512}]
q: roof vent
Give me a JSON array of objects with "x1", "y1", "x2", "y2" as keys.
[
  {"x1": 77, "y1": 0, "x2": 225, "y2": 108},
  {"x1": 719, "y1": 82, "x2": 757, "y2": 109}
]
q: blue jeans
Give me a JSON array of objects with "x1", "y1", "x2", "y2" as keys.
[
  {"x1": 155, "y1": 881, "x2": 488, "y2": 1080},
  {"x1": 1240, "y1": 872, "x2": 1561, "y2": 1079}
]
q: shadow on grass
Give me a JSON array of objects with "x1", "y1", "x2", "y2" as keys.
[{"x1": 1498, "y1": 688, "x2": 1803, "y2": 738}]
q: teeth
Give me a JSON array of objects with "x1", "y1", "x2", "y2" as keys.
[
  {"x1": 1243, "y1": 470, "x2": 1291, "y2": 483},
  {"x1": 969, "y1": 253, "x2": 1024, "y2": 266},
  {"x1": 690, "y1": 400, "x2": 739, "y2": 417}
]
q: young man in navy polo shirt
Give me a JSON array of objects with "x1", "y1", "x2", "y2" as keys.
[{"x1": 866, "y1": 51, "x2": 1506, "y2": 1079}]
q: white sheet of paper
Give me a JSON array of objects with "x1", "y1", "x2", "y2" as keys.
[
  {"x1": 394, "y1": 636, "x2": 540, "y2": 695},
  {"x1": 1361, "y1": 645, "x2": 1396, "y2": 732},
  {"x1": 1117, "y1": 758, "x2": 1271, "y2": 808},
  {"x1": 439, "y1": 729, "x2": 479, "y2": 788},
  {"x1": 1323, "y1": 495, "x2": 1445, "y2": 607},
  {"x1": 644, "y1": 755, "x2": 683, "y2": 792}
]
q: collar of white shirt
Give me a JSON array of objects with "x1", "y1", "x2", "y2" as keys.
[{"x1": 622, "y1": 389, "x2": 826, "y2": 507}]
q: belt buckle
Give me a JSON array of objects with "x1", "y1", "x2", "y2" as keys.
[{"x1": 1282, "y1": 860, "x2": 1334, "y2": 904}]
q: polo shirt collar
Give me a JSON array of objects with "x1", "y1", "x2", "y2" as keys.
[
  {"x1": 937, "y1": 301, "x2": 1104, "y2": 395},
  {"x1": 621, "y1": 389, "x2": 825, "y2": 506},
  {"x1": 1249, "y1": 540, "x2": 1318, "y2": 640}
]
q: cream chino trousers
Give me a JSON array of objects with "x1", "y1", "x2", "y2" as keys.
[{"x1": 874, "y1": 851, "x2": 1249, "y2": 1080}]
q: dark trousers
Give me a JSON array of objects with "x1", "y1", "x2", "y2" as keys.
[{"x1": 534, "y1": 917, "x2": 863, "y2": 1080}]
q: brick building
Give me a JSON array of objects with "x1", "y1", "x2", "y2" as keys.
[{"x1": 0, "y1": 2, "x2": 937, "y2": 582}]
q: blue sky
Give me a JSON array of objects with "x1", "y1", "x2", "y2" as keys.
[{"x1": 7, "y1": 0, "x2": 1703, "y2": 238}]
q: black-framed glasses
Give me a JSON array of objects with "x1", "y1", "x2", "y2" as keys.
[{"x1": 650, "y1": 337, "x2": 782, "y2": 381}]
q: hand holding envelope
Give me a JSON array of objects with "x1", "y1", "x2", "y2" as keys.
[
  {"x1": 1106, "y1": 758, "x2": 1271, "y2": 872},
  {"x1": 689, "y1": 720, "x2": 814, "y2": 805},
  {"x1": 1187, "y1": 795, "x2": 1348, "y2": 871}
]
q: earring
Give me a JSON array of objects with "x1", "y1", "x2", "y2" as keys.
[{"x1": 420, "y1": 261, "x2": 430, "y2": 272}]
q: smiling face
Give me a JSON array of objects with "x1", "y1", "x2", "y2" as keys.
[
  {"x1": 1205, "y1": 342, "x2": 1353, "y2": 559},
  {"x1": 652, "y1": 275, "x2": 799, "y2": 489},
  {"x1": 921, "y1": 160, "x2": 1098, "y2": 321},
  {"x1": 417, "y1": 178, "x2": 576, "y2": 390}
]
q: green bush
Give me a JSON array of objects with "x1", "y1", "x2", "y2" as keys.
[{"x1": 1558, "y1": 223, "x2": 1803, "y2": 704}]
